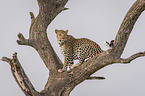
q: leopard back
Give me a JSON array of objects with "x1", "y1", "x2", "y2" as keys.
[{"x1": 73, "y1": 38, "x2": 103, "y2": 61}]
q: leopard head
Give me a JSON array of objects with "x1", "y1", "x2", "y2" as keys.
[{"x1": 55, "y1": 29, "x2": 68, "y2": 46}]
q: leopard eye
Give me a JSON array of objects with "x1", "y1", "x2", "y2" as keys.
[{"x1": 59, "y1": 34, "x2": 62, "y2": 36}]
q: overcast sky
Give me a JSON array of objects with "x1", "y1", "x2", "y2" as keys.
[{"x1": 1, "y1": 0, "x2": 145, "y2": 96}]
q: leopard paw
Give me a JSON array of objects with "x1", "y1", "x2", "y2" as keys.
[{"x1": 58, "y1": 69, "x2": 65, "y2": 72}]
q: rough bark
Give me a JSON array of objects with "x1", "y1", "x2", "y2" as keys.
[
  {"x1": 1, "y1": 53, "x2": 40, "y2": 96},
  {"x1": 1, "y1": 0, "x2": 145, "y2": 96}
]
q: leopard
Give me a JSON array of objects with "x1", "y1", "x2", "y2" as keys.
[{"x1": 55, "y1": 29, "x2": 103, "y2": 72}]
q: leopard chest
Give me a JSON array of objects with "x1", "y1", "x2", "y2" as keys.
[
  {"x1": 60, "y1": 45, "x2": 66, "y2": 55},
  {"x1": 60, "y1": 44, "x2": 72, "y2": 56}
]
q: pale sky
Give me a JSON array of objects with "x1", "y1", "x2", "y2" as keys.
[{"x1": 1, "y1": 0, "x2": 145, "y2": 96}]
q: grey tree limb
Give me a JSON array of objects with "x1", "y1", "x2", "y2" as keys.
[
  {"x1": 114, "y1": 51, "x2": 145, "y2": 64},
  {"x1": 1, "y1": 53, "x2": 41, "y2": 96},
  {"x1": 86, "y1": 76, "x2": 105, "y2": 80}
]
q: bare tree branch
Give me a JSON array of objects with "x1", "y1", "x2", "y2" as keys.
[
  {"x1": 17, "y1": 33, "x2": 31, "y2": 46},
  {"x1": 30, "y1": 12, "x2": 35, "y2": 24},
  {"x1": 86, "y1": 76, "x2": 105, "y2": 80},
  {"x1": 114, "y1": 51, "x2": 145, "y2": 64},
  {"x1": 113, "y1": 0, "x2": 145, "y2": 58},
  {"x1": 17, "y1": 12, "x2": 36, "y2": 48},
  {"x1": 1, "y1": 53, "x2": 41, "y2": 96},
  {"x1": 1, "y1": 57, "x2": 12, "y2": 64}
]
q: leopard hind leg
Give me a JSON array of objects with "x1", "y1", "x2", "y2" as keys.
[{"x1": 71, "y1": 58, "x2": 85, "y2": 69}]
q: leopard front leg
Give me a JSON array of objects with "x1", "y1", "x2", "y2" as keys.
[
  {"x1": 67, "y1": 56, "x2": 74, "y2": 71},
  {"x1": 58, "y1": 57, "x2": 67, "y2": 72},
  {"x1": 58, "y1": 56, "x2": 73, "y2": 72}
]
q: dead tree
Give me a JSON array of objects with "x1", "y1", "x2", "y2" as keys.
[{"x1": 1, "y1": 0, "x2": 145, "y2": 96}]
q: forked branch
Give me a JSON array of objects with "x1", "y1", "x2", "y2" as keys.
[
  {"x1": 1, "y1": 53, "x2": 41, "y2": 96},
  {"x1": 17, "y1": 33, "x2": 31, "y2": 46}
]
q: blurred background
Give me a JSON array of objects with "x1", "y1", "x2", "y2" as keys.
[{"x1": 0, "y1": 0, "x2": 145, "y2": 96}]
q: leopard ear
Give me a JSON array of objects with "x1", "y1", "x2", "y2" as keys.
[
  {"x1": 55, "y1": 29, "x2": 58, "y2": 34},
  {"x1": 66, "y1": 30, "x2": 68, "y2": 33}
]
